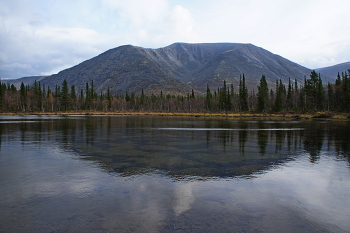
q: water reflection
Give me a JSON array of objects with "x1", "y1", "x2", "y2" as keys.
[
  {"x1": 257, "y1": 121, "x2": 268, "y2": 156},
  {"x1": 1, "y1": 116, "x2": 350, "y2": 178},
  {"x1": 1, "y1": 116, "x2": 350, "y2": 233}
]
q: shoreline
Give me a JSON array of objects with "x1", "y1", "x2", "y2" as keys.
[{"x1": 0, "y1": 111, "x2": 349, "y2": 120}]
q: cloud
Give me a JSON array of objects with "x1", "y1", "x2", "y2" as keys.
[
  {"x1": 102, "y1": 0, "x2": 169, "y2": 25},
  {"x1": 171, "y1": 5, "x2": 195, "y2": 38},
  {"x1": 184, "y1": 0, "x2": 350, "y2": 68},
  {"x1": 0, "y1": 11, "x2": 111, "y2": 78},
  {"x1": 0, "y1": 52, "x2": 7, "y2": 63},
  {"x1": 173, "y1": 182, "x2": 195, "y2": 216},
  {"x1": 0, "y1": 62, "x2": 31, "y2": 71},
  {"x1": 0, "y1": 24, "x2": 107, "y2": 78},
  {"x1": 1, "y1": 0, "x2": 350, "y2": 79},
  {"x1": 0, "y1": 0, "x2": 200, "y2": 79}
]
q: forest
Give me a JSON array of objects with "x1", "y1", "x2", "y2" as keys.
[{"x1": 0, "y1": 70, "x2": 349, "y2": 114}]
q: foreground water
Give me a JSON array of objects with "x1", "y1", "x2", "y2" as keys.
[{"x1": 0, "y1": 115, "x2": 349, "y2": 233}]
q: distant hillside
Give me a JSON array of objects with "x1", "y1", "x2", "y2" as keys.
[
  {"x1": 5, "y1": 76, "x2": 48, "y2": 87},
  {"x1": 315, "y1": 62, "x2": 350, "y2": 80},
  {"x1": 8, "y1": 43, "x2": 315, "y2": 95}
]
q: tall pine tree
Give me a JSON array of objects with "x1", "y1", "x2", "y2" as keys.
[
  {"x1": 257, "y1": 75, "x2": 269, "y2": 112},
  {"x1": 60, "y1": 79, "x2": 71, "y2": 111},
  {"x1": 239, "y1": 74, "x2": 249, "y2": 111}
]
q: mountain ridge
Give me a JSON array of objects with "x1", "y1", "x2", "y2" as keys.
[
  {"x1": 6, "y1": 43, "x2": 347, "y2": 95},
  {"x1": 315, "y1": 62, "x2": 350, "y2": 80}
]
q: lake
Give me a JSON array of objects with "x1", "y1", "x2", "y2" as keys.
[{"x1": 0, "y1": 115, "x2": 350, "y2": 233}]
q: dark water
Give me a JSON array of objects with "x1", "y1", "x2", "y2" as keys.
[{"x1": 0, "y1": 115, "x2": 350, "y2": 233}]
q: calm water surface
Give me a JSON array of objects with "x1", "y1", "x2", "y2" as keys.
[{"x1": 0, "y1": 115, "x2": 350, "y2": 233}]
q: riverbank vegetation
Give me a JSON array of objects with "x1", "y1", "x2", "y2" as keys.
[{"x1": 1, "y1": 70, "x2": 349, "y2": 118}]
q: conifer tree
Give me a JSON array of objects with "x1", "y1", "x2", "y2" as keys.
[
  {"x1": 225, "y1": 85, "x2": 232, "y2": 111},
  {"x1": 257, "y1": 75, "x2": 269, "y2": 112},
  {"x1": 37, "y1": 82, "x2": 43, "y2": 111},
  {"x1": 140, "y1": 88, "x2": 145, "y2": 105},
  {"x1": 205, "y1": 84, "x2": 212, "y2": 111},
  {"x1": 10, "y1": 84, "x2": 17, "y2": 93},
  {"x1": 71, "y1": 85, "x2": 76, "y2": 100},
  {"x1": 219, "y1": 81, "x2": 227, "y2": 110},
  {"x1": 273, "y1": 79, "x2": 285, "y2": 112},
  {"x1": 305, "y1": 70, "x2": 324, "y2": 111},
  {"x1": 107, "y1": 86, "x2": 112, "y2": 109},
  {"x1": 327, "y1": 82, "x2": 334, "y2": 111},
  {"x1": 342, "y1": 71, "x2": 350, "y2": 112},
  {"x1": 55, "y1": 84, "x2": 61, "y2": 98},
  {"x1": 85, "y1": 82, "x2": 93, "y2": 109},
  {"x1": 239, "y1": 74, "x2": 249, "y2": 111},
  {"x1": 286, "y1": 77, "x2": 293, "y2": 109},
  {"x1": 20, "y1": 82, "x2": 27, "y2": 111},
  {"x1": 60, "y1": 79, "x2": 71, "y2": 111}
]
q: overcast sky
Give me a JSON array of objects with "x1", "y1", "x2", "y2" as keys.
[{"x1": 1, "y1": 0, "x2": 350, "y2": 79}]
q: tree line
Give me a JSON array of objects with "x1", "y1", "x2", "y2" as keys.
[{"x1": 0, "y1": 70, "x2": 349, "y2": 113}]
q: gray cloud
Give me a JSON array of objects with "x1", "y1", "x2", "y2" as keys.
[{"x1": 1, "y1": 0, "x2": 349, "y2": 79}]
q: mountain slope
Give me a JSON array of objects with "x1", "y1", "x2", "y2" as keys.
[
  {"x1": 10, "y1": 43, "x2": 315, "y2": 94},
  {"x1": 4, "y1": 76, "x2": 48, "y2": 87},
  {"x1": 190, "y1": 43, "x2": 312, "y2": 90},
  {"x1": 42, "y1": 45, "x2": 192, "y2": 95},
  {"x1": 315, "y1": 62, "x2": 350, "y2": 80}
]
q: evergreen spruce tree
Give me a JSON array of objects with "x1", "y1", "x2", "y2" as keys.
[
  {"x1": 60, "y1": 79, "x2": 71, "y2": 111},
  {"x1": 205, "y1": 84, "x2": 212, "y2": 111},
  {"x1": 257, "y1": 75, "x2": 269, "y2": 112},
  {"x1": 342, "y1": 71, "x2": 350, "y2": 112},
  {"x1": 286, "y1": 78, "x2": 293, "y2": 110},
  {"x1": 37, "y1": 82, "x2": 43, "y2": 111},
  {"x1": 55, "y1": 84, "x2": 61, "y2": 98},
  {"x1": 239, "y1": 74, "x2": 249, "y2": 111},
  {"x1": 305, "y1": 70, "x2": 325, "y2": 111},
  {"x1": 107, "y1": 86, "x2": 112, "y2": 109},
  {"x1": 140, "y1": 88, "x2": 145, "y2": 105},
  {"x1": 336, "y1": 72, "x2": 341, "y2": 86},
  {"x1": 71, "y1": 85, "x2": 76, "y2": 100},
  {"x1": 219, "y1": 81, "x2": 227, "y2": 110},
  {"x1": 10, "y1": 84, "x2": 17, "y2": 93},
  {"x1": 20, "y1": 82, "x2": 27, "y2": 111},
  {"x1": 327, "y1": 82, "x2": 334, "y2": 111},
  {"x1": 225, "y1": 85, "x2": 232, "y2": 111},
  {"x1": 85, "y1": 82, "x2": 92, "y2": 109},
  {"x1": 273, "y1": 79, "x2": 284, "y2": 112}
]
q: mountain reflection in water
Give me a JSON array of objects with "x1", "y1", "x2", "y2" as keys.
[
  {"x1": 1, "y1": 116, "x2": 350, "y2": 233},
  {"x1": 1, "y1": 116, "x2": 349, "y2": 179}
]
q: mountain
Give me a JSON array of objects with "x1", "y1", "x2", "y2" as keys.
[
  {"x1": 4, "y1": 76, "x2": 48, "y2": 87},
  {"x1": 315, "y1": 62, "x2": 350, "y2": 80},
  {"x1": 9, "y1": 43, "x2": 315, "y2": 95}
]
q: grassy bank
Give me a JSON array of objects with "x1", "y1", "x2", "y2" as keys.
[{"x1": 0, "y1": 111, "x2": 349, "y2": 120}]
